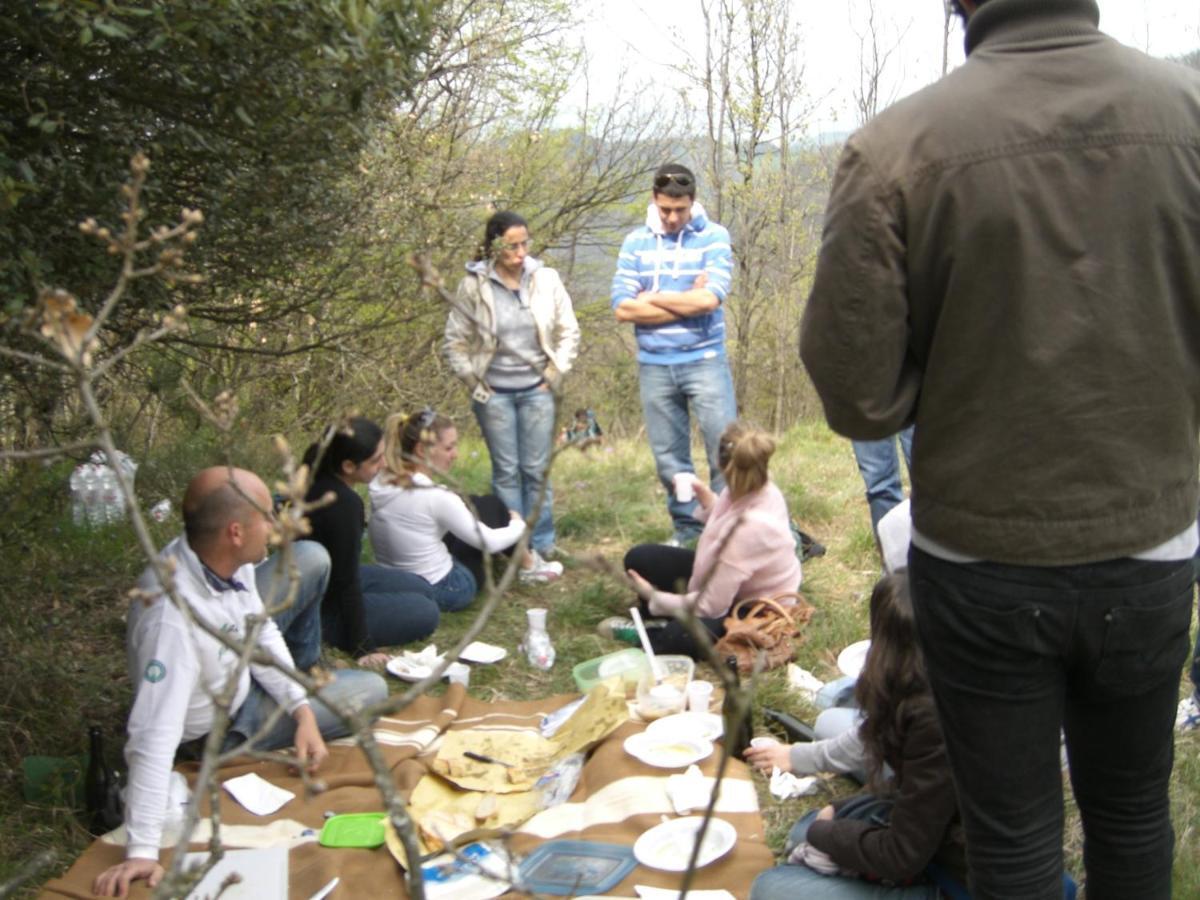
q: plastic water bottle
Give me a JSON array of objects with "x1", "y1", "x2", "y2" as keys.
[
  {"x1": 98, "y1": 466, "x2": 124, "y2": 524},
  {"x1": 69, "y1": 465, "x2": 87, "y2": 526},
  {"x1": 81, "y1": 464, "x2": 102, "y2": 527},
  {"x1": 522, "y1": 607, "x2": 556, "y2": 670}
]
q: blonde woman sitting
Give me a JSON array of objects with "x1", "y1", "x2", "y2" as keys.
[
  {"x1": 368, "y1": 410, "x2": 560, "y2": 611},
  {"x1": 603, "y1": 421, "x2": 801, "y2": 659}
]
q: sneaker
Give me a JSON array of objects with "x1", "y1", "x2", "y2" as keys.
[
  {"x1": 597, "y1": 616, "x2": 639, "y2": 644},
  {"x1": 1176, "y1": 696, "x2": 1200, "y2": 732},
  {"x1": 519, "y1": 550, "x2": 563, "y2": 584}
]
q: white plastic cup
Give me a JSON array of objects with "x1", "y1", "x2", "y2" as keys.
[
  {"x1": 527, "y1": 608, "x2": 548, "y2": 630},
  {"x1": 686, "y1": 679, "x2": 714, "y2": 713},
  {"x1": 750, "y1": 736, "x2": 780, "y2": 750},
  {"x1": 672, "y1": 472, "x2": 696, "y2": 502},
  {"x1": 445, "y1": 662, "x2": 470, "y2": 686}
]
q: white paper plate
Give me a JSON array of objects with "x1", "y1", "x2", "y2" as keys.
[
  {"x1": 837, "y1": 639, "x2": 871, "y2": 678},
  {"x1": 646, "y1": 712, "x2": 724, "y2": 743},
  {"x1": 632, "y1": 816, "x2": 736, "y2": 871},
  {"x1": 623, "y1": 732, "x2": 713, "y2": 769},
  {"x1": 386, "y1": 656, "x2": 443, "y2": 682},
  {"x1": 458, "y1": 641, "x2": 507, "y2": 664}
]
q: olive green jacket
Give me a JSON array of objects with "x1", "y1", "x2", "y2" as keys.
[{"x1": 801, "y1": 0, "x2": 1200, "y2": 565}]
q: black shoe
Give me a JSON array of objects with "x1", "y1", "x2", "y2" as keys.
[{"x1": 762, "y1": 707, "x2": 816, "y2": 743}]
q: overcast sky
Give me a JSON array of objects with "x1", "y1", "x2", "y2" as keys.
[{"x1": 568, "y1": 1, "x2": 1200, "y2": 135}]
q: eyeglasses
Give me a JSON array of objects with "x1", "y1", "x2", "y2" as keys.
[
  {"x1": 418, "y1": 406, "x2": 436, "y2": 428},
  {"x1": 654, "y1": 172, "x2": 694, "y2": 190}
]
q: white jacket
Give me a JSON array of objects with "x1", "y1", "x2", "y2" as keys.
[
  {"x1": 368, "y1": 473, "x2": 526, "y2": 582},
  {"x1": 123, "y1": 535, "x2": 306, "y2": 860},
  {"x1": 443, "y1": 257, "x2": 580, "y2": 391}
]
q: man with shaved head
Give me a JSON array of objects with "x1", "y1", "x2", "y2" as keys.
[{"x1": 94, "y1": 467, "x2": 386, "y2": 898}]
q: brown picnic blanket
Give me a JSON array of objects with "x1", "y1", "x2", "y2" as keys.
[{"x1": 40, "y1": 686, "x2": 774, "y2": 899}]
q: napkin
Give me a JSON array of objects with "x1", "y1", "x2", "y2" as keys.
[
  {"x1": 768, "y1": 767, "x2": 819, "y2": 800},
  {"x1": 665, "y1": 764, "x2": 719, "y2": 815},
  {"x1": 786, "y1": 663, "x2": 824, "y2": 700},
  {"x1": 634, "y1": 887, "x2": 735, "y2": 900},
  {"x1": 222, "y1": 772, "x2": 295, "y2": 815}
]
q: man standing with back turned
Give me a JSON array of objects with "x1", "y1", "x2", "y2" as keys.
[
  {"x1": 800, "y1": 1, "x2": 1200, "y2": 898},
  {"x1": 612, "y1": 163, "x2": 737, "y2": 544}
]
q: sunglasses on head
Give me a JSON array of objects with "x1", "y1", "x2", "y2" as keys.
[{"x1": 654, "y1": 172, "x2": 694, "y2": 190}]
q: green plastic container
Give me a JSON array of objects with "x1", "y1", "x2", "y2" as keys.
[
  {"x1": 319, "y1": 812, "x2": 387, "y2": 849},
  {"x1": 572, "y1": 648, "x2": 649, "y2": 694}
]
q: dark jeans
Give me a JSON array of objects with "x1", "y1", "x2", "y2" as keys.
[
  {"x1": 909, "y1": 547, "x2": 1194, "y2": 900},
  {"x1": 445, "y1": 494, "x2": 515, "y2": 587},
  {"x1": 624, "y1": 543, "x2": 725, "y2": 659}
]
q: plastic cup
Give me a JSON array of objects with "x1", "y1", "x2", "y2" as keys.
[
  {"x1": 445, "y1": 662, "x2": 470, "y2": 686},
  {"x1": 750, "y1": 736, "x2": 780, "y2": 750},
  {"x1": 686, "y1": 679, "x2": 714, "y2": 713},
  {"x1": 672, "y1": 472, "x2": 696, "y2": 502}
]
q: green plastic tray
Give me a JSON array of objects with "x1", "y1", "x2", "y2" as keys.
[{"x1": 319, "y1": 812, "x2": 387, "y2": 848}]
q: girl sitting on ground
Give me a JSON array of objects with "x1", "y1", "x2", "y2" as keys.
[
  {"x1": 368, "y1": 410, "x2": 560, "y2": 612},
  {"x1": 303, "y1": 417, "x2": 439, "y2": 667},
  {"x1": 749, "y1": 574, "x2": 966, "y2": 900},
  {"x1": 604, "y1": 420, "x2": 801, "y2": 658}
]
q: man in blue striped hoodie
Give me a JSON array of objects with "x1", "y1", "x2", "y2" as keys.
[{"x1": 612, "y1": 163, "x2": 737, "y2": 543}]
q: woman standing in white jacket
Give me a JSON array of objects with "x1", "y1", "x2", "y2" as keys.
[{"x1": 443, "y1": 210, "x2": 580, "y2": 561}]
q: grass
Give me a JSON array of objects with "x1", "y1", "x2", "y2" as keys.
[{"x1": 3, "y1": 424, "x2": 1199, "y2": 896}]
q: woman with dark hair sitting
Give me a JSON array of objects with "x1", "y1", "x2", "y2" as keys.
[
  {"x1": 368, "y1": 410, "x2": 559, "y2": 613},
  {"x1": 604, "y1": 420, "x2": 801, "y2": 659},
  {"x1": 302, "y1": 417, "x2": 439, "y2": 668},
  {"x1": 750, "y1": 574, "x2": 966, "y2": 900}
]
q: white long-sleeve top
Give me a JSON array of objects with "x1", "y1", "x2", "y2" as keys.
[
  {"x1": 123, "y1": 535, "x2": 307, "y2": 860},
  {"x1": 367, "y1": 473, "x2": 525, "y2": 582}
]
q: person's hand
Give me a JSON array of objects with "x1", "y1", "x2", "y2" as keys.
[
  {"x1": 816, "y1": 803, "x2": 836, "y2": 821},
  {"x1": 356, "y1": 652, "x2": 390, "y2": 670},
  {"x1": 692, "y1": 272, "x2": 709, "y2": 290},
  {"x1": 509, "y1": 509, "x2": 525, "y2": 524},
  {"x1": 744, "y1": 741, "x2": 792, "y2": 774},
  {"x1": 291, "y1": 705, "x2": 328, "y2": 774},
  {"x1": 692, "y1": 478, "x2": 716, "y2": 510},
  {"x1": 92, "y1": 858, "x2": 164, "y2": 898},
  {"x1": 626, "y1": 568, "x2": 656, "y2": 601}
]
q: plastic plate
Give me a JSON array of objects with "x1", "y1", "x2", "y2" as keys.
[
  {"x1": 386, "y1": 656, "x2": 443, "y2": 682},
  {"x1": 632, "y1": 815, "x2": 736, "y2": 871},
  {"x1": 459, "y1": 641, "x2": 507, "y2": 664},
  {"x1": 646, "y1": 712, "x2": 724, "y2": 743},
  {"x1": 623, "y1": 732, "x2": 713, "y2": 769},
  {"x1": 836, "y1": 640, "x2": 871, "y2": 678}
]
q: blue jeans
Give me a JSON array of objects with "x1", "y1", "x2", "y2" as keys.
[
  {"x1": 909, "y1": 548, "x2": 1194, "y2": 900},
  {"x1": 851, "y1": 428, "x2": 913, "y2": 535},
  {"x1": 319, "y1": 564, "x2": 440, "y2": 652},
  {"x1": 473, "y1": 385, "x2": 556, "y2": 554},
  {"x1": 638, "y1": 356, "x2": 737, "y2": 540},
  {"x1": 224, "y1": 668, "x2": 388, "y2": 753},
  {"x1": 1191, "y1": 540, "x2": 1200, "y2": 701},
  {"x1": 750, "y1": 811, "x2": 939, "y2": 900},
  {"x1": 424, "y1": 559, "x2": 477, "y2": 613},
  {"x1": 255, "y1": 540, "x2": 330, "y2": 671}
]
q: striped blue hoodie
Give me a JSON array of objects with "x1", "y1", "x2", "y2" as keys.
[{"x1": 611, "y1": 202, "x2": 734, "y2": 365}]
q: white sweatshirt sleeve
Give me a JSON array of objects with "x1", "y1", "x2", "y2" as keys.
[
  {"x1": 123, "y1": 618, "x2": 199, "y2": 860},
  {"x1": 248, "y1": 614, "x2": 308, "y2": 715},
  {"x1": 432, "y1": 489, "x2": 526, "y2": 553}
]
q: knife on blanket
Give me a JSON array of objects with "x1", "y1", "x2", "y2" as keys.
[{"x1": 463, "y1": 750, "x2": 514, "y2": 768}]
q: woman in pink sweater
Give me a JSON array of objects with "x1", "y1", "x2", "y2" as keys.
[{"x1": 608, "y1": 421, "x2": 801, "y2": 659}]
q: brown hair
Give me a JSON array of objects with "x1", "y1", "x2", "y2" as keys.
[
  {"x1": 380, "y1": 409, "x2": 454, "y2": 486},
  {"x1": 718, "y1": 421, "x2": 776, "y2": 500},
  {"x1": 854, "y1": 574, "x2": 935, "y2": 794}
]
